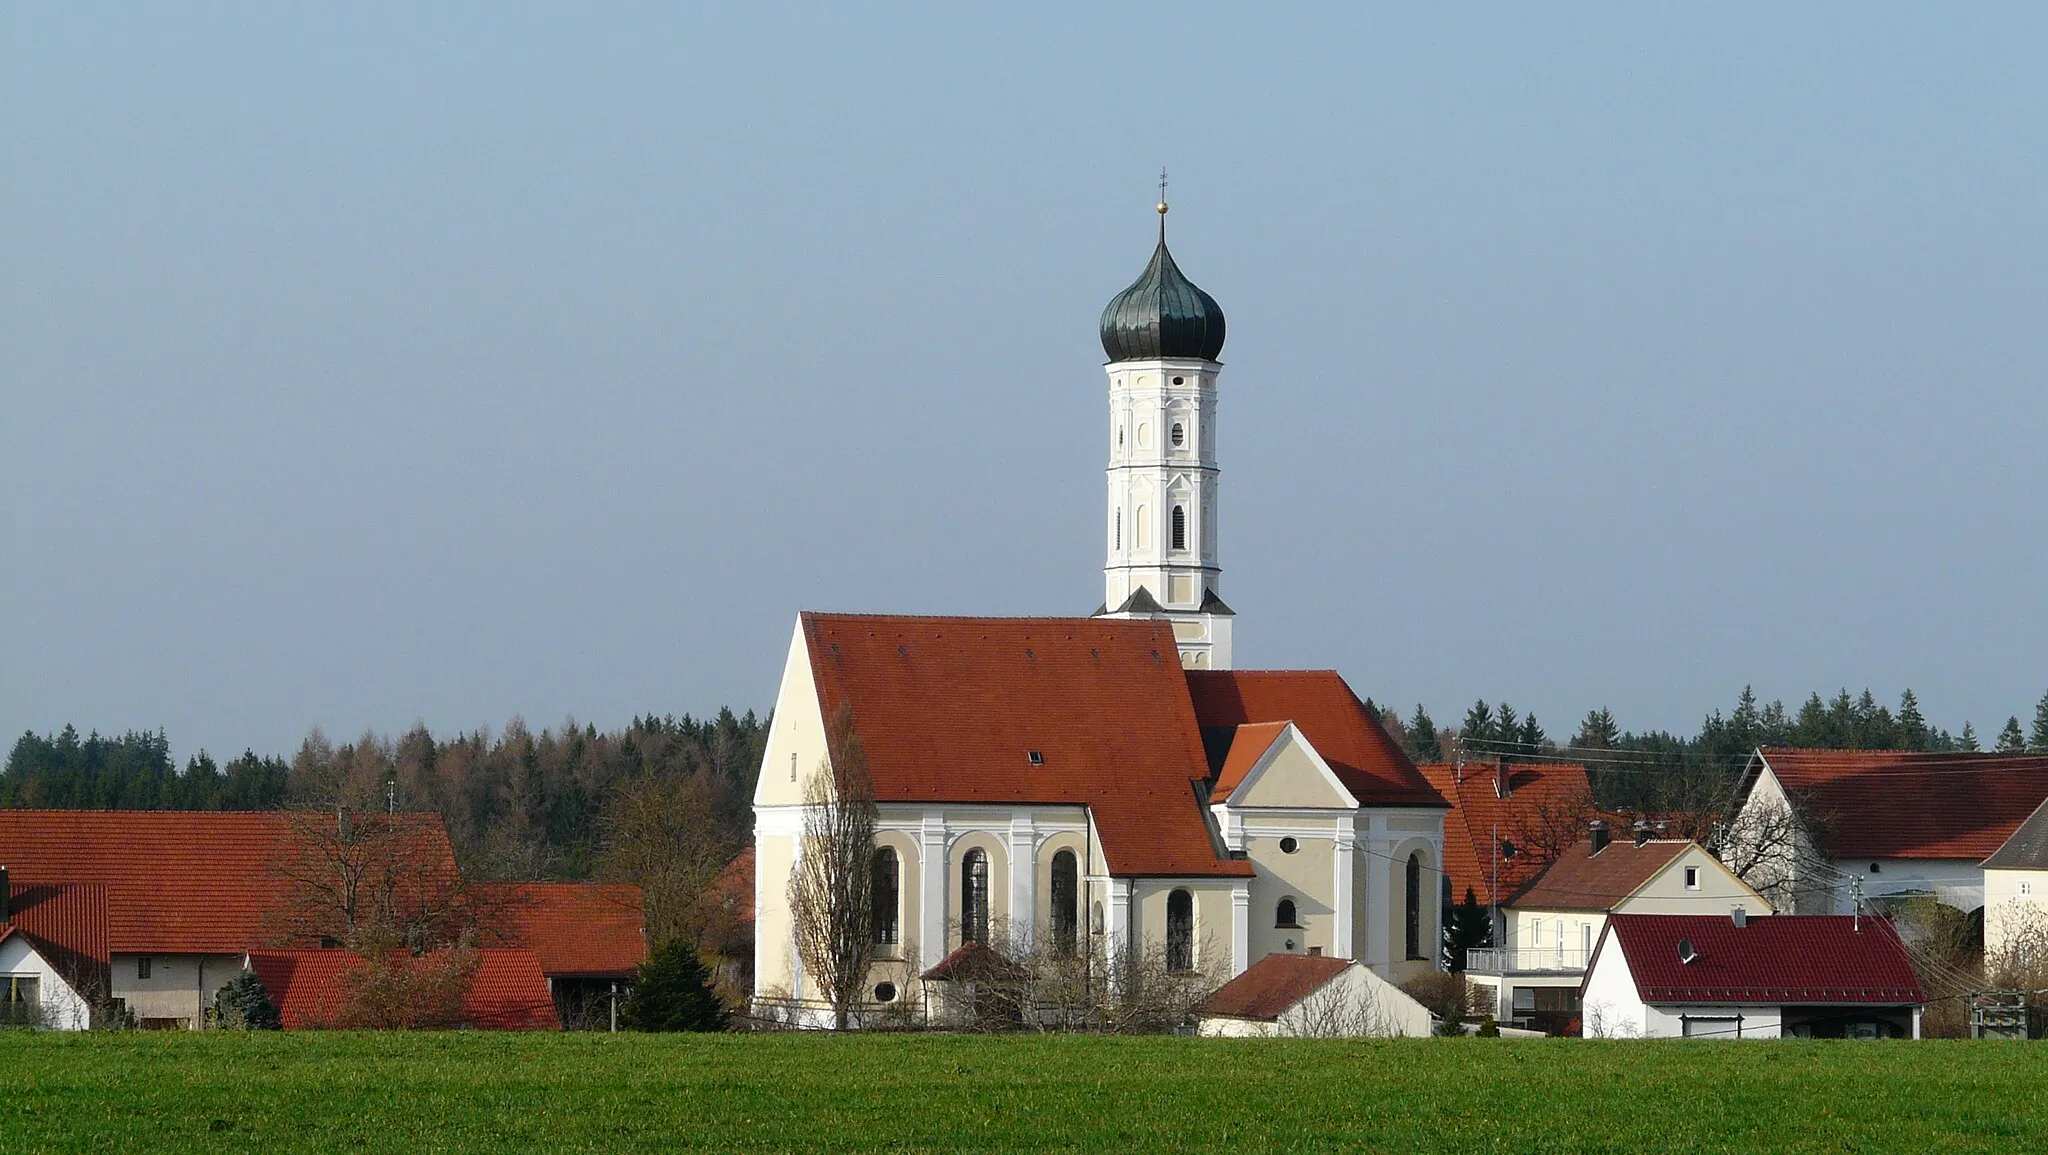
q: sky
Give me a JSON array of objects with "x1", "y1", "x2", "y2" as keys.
[{"x1": 4, "y1": 3, "x2": 2046, "y2": 765}]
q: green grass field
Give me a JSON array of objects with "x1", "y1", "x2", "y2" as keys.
[{"x1": 2, "y1": 1033, "x2": 2042, "y2": 1153}]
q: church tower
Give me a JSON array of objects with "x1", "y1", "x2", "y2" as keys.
[{"x1": 1094, "y1": 193, "x2": 1233, "y2": 669}]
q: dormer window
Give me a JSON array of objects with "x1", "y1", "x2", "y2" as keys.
[{"x1": 1027, "y1": 751, "x2": 1043, "y2": 767}]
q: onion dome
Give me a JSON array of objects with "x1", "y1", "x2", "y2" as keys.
[{"x1": 1099, "y1": 207, "x2": 1225, "y2": 363}]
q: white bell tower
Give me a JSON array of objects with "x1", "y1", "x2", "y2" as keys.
[{"x1": 1094, "y1": 185, "x2": 1233, "y2": 669}]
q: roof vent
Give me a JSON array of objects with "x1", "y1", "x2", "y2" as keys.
[
  {"x1": 1027, "y1": 751, "x2": 1043, "y2": 767},
  {"x1": 1677, "y1": 939, "x2": 1699, "y2": 965},
  {"x1": 1731, "y1": 907, "x2": 1748, "y2": 929}
]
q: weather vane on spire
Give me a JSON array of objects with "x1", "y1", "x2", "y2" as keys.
[{"x1": 1157, "y1": 167, "x2": 1169, "y2": 239}]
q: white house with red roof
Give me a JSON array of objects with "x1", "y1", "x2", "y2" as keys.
[
  {"x1": 2, "y1": 870, "x2": 99, "y2": 1029},
  {"x1": 750, "y1": 216, "x2": 1449, "y2": 1023},
  {"x1": 1730, "y1": 748, "x2": 2048, "y2": 916},
  {"x1": 1580, "y1": 912, "x2": 1925, "y2": 1039}
]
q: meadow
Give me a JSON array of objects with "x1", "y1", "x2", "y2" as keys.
[{"x1": 1, "y1": 1032, "x2": 2041, "y2": 1153}]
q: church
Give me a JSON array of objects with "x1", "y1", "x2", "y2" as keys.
[{"x1": 750, "y1": 200, "x2": 1450, "y2": 1022}]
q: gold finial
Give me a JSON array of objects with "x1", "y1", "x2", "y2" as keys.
[{"x1": 1157, "y1": 166, "x2": 1169, "y2": 215}]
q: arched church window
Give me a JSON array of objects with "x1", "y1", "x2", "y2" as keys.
[
  {"x1": 871, "y1": 847, "x2": 900, "y2": 946},
  {"x1": 1276, "y1": 897, "x2": 1299, "y2": 928},
  {"x1": 1171, "y1": 422, "x2": 1185, "y2": 448},
  {"x1": 962, "y1": 848, "x2": 990, "y2": 944},
  {"x1": 1405, "y1": 852, "x2": 1424, "y2": 961},
  {"x1": 1135, "y1": 505, "x2": 1150, "y2": 549},
  {"x1": 1166, "y1": 888, "x2": 1194, "y2": 972},
  {"x1": 1171, "y1": 506, "x2": 1187, "y2": 551},
  {"x1": 1051, "y1": 850, "x2": 1078, "y2": 956}
]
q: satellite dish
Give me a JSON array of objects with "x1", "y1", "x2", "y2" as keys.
[{"x1": 1677, "y1": 939, "x2": 1698, "y2": 965}]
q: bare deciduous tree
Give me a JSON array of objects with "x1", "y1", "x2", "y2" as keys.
[
  {"x1": 598, "y1": 771, "x2": 738, "y2": 948},
  {"x1": 789, "y1": 704, "x2": 879, "y2": 1030},
  {"x1": 266, "y1": 809, "x2": 474, "y2": 953},
  {"x1": 1279, "y1": 973, "x2": 1393, "y2": 1038}
]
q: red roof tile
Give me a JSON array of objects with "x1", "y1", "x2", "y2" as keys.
[
  {"x1": 478, "y1": 883, "x2": 646, "y2": 977},
  {"x1": 1416, "y1": 762, "x2": 1594, "y2": 906},
  {"x1": 1755, "y1": 748, "x2": 2048, "y2": 860},
  {"x1": 0, "y1": 810, "x2": 458, "y2": 954},
  {"x1": 5, "y1": 880, "x2": 110, "y2": 995},
  {"x1": 247, "y1": 948, "x2": 560, "y2": 1030},
  {"x1": 1211, "y1": 721, "x2": 1290, "y2": 802},
  {"x1": 704, "y1": 847, "x2": 755, "y2": 926},
  {"x1": 1200, "y1": 952, "x2": 1353, "y2": 1020},
  {"x1": 1509, "y1": 839, "x2": 1692, "y2": 912},
  {"x1": 803, "y1": 614, "x2": 1249, "y2": 878},
  {"x1": 1186, "y1": 671, "x2": 1446, "y2": 808},
  {"x1": 1599, "y1": 913, "x2": 1925, "y2": 1006}
]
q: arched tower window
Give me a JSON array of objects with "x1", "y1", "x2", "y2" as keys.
[
  {"x1": 871, "y1": 848, "x2": 899, "y2": 946},
  {"x1": 1276, "y1": 897, "x2": 1299, "y2": 928},
  {"x1": 1050, "y1": 850, "x2": 1078, "y2": 956},
  {"x1": 961, "y1": 848, "x2": 990, "y2": 944},
  {"x1": 1114, "y1": 509, "x2": 1121, "y2": 551},
  {"x1": 1135, "y1": 505, "x2": 1150, "y2": 549},
  {"x1": 1166, "y1": 888, "x2": 1194, "y2": 972},
  {"x1": 1405, "y1": 853, "x2": 1424, "y2": 961},
  {"x1": 1171, "y1": 506, "x2": 1187, "y2": 551}
]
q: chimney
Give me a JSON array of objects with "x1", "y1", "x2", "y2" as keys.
[
  {"x1": 1731, "y1": 907, "x2": 1748, "y2": 929},
  {"x1": 1589, "y1": 820, "x2": 1610, "y2": 856},
  {"x1": 1495, "y1": 760, "x2": 1511, "y2": 799},
  {"x1": 1633, "y1": 820, "x2": 1652, "y2": 848},
  {"x1": 1307, "y1": 946, "x2": 1322, "y2": 957},
  {"x1": 0, "y1": 864, "x2": 8, "y2": 922}
]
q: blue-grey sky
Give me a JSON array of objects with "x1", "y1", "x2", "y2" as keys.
[{"x1": 5, "y1": 3, "x2": 2045, "y2": 763}]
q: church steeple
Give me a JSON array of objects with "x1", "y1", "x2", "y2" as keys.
[{"x1": 1094, "y1": 191, "x2": 1233, "y2": 670}]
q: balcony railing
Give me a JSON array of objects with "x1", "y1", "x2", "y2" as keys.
[{"x1": 1464, "y1": 947, "x2": 1591, "y2": 975}]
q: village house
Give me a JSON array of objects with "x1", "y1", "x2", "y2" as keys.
[
  {"x1": 1416, "y1": 759, "x2": 1595, "y2": 935},
  {"x1": 1465, "y1": 826, "x2": 1768, "y2": 1033},
  {"x1": 1196, "y1": 951, "x2": 1434, "y2": 1038},
  {"x1": 1980, "y1": 796, "x2": 2048, "y2": 965},
  {"x1": 1729, "y1": 748, "x2": 2048, "y2": 917},
  {"x1": 1579, "y1": 912, "x2": 1926, "y2": 1039}
]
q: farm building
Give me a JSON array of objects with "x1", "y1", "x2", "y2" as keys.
[
  {"x1": 1579, "y1": 912, "x2": 1925, "y2": 1039},
  {"x1": 476, "y1": 882, "x2": 646, "y2": 1028},
  {"x1": 1197, "y1": 951, "x2": 1434, "y2": 1037}
]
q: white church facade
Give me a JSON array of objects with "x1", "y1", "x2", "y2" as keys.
[{"x1": 750, "y1": 202, "x2": 1449, "y2": 1022}]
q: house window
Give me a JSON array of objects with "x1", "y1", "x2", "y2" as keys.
[
  {"x1": 961, "y1": 848, "x2": 990, "y2": 944},
  {"x1": 1405, "y1": 853, "x2": 1424, "y2": 960},
  {"x1": 1276, "y1": 897, "x2": 1299, "y2": 928},
  {"x1": 1050, "y1": 850, "x2": 1079, "y2": 956},
  {"x1": 1684, "y1": 866, "x2": 1701, "y2": 890},
  {"x1": 3, "y1": 975, "x2": 38, "y2": 1020},
  {"x1": 2021, "y1": 880, "x2": 2035, "y2": 898},
  {"x1": 1581, "y1": 923, "x2": 1592, "y2": 956},
  {"x1": 1531, "y1": 920, "x2": 1542, "y2": 948},
  {"x1": 871, "y1": 847, "x2": 900, "y2": 946},
  {"x1": 1171, "y1": 506, "x2": 1187, "y2": 551},
  {"x1": 1166, "y1": 889, "x2": 1194, "y2": 972},
  {"x1": 137, "y1": 957, "x2": 152, "y2": 980}
]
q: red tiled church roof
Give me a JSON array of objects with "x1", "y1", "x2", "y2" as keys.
[
  {"x1": 1186, "y1": 671, "x2": 1445, "y2": 808},
  {"x1": 1598, "y1": 913, "x2": 1925, "y2": 1006},
  {"x1": 1416, "y1": 762, "x2": 1593, "y2": 907},
  {"x1": 802, "y1": 614, "x2": 1249, "y2": 878},
  {"x1": 1754, "y1": 748, "x2": 2048, "y2": 860},
  {"x1": 0, "y1": 810, "x2": 458, "y2": 954},
  {"x1": 477, "y1": 882, "x2": 646, "y2": 977},
  {"x1": 1200, "y1": 952, "x2": 1353, "y2": 1021},
  {"x1": 247, "y1": 948, "x2": 560, "y2": 1030}
]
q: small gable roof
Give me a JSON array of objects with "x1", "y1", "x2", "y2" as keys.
[
  {"x1": 919, "y1": 940, "x2": 1027, "y2": 983},
  {"x1": 1598, "y1": 914, "x2": 1925, "y2": 1006},
  {"x1": 1510, "y1": 839, "x2": 1694, "y2": 912},
  {"x1": 1982, "y1": 796, "x2": 2048, "y2": 870},
  {"x1": 1210, "y1": 721, "x2": 1292, "y2": 803},
  {"x1": 247, "y1": 948, "x2": 560, "y2": 1030},
  {"x1": 1753, "y1": 748, "x2": 2048, "y2": 860},
  {"x1": 1187, "y1": 671, "x2": 1445, "y2": 808},
  {"x1": 802, "y1": 613, "x2": 1248, "y2": 878},
  {"x1": 477, "y1": 883, "x2": 646, "y2": 977},
  {"x1": 1416, "y1": 762, "x2": 1593, "y2": 907},
  {"x1": 1200, "y1": 952, "x2": 1353, "y2": 1020}
]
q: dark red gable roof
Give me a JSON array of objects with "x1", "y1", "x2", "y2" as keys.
[
  {"x1": 1200, "y1": 952, "x2": 1353, "y2": 1020},
  {"x1": 803, "y1": 614, "x2": 1248, "y2": 878},
  {"x1": 5, "y1": 880, "x2": 110, "y2": 995},
  {"x1": 1598, "y1": 914, "x2": 1925, "y2": 1006},
  {"x1": 1187, "y1": 671, "x2": 1446, "y2": 808},
  {"x1": 1756, "y1": 748, "x2": 2048, "y2": 860},
  {"x1": 477, "y1": 883, "x2": 646, "y2": 978},
  {"x1": 247, "y1": 948, "x2": 560, "y2": 1030}
]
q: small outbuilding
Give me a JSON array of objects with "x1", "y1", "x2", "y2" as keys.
[
  {"x1": 1197, "y1": 951, "x2": 1434, "y2": 1037},
  {"x1": 1580, "y1": 912, "x2": 1925, "y2": 1039}
]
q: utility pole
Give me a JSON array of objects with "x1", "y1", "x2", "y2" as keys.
[
  {"x1": 610, "y1": 980, "x2": 619, "y2": 1032},
  {"x1": 1851, "y1": 874, "x2": 1863, "y2": 933}
]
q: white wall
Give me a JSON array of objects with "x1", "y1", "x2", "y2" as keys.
[
  {"x1": 1198, "y1": 962, "x2": 1434, "y2": 1038},
  {"x1": 0, "y1": 934, "x2": 90, "y2": 1030},
  {"x1": 1984, "y1": 868, "x2": 2048, "y2": 962},
  {"x1": 111, "y1": 952, "x2": 242, "y2": 1027}
]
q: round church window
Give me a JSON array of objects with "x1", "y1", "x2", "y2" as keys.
[
  {"x1": 1280, "y1": 837, "x2": 1299, "y2": 854},
  {"x1": 873, "y1": 982, "x2": 897, "y2": 1003}
]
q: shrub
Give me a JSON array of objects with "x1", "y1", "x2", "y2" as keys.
[
  {"x1": 622, "y1": 940, "x2": 729, "y2": 1032},
  {"x1": 212, "y1": 971, "x2": 282, "y2": 1030},
  {"x1": 1398, "y1": 972, "x2": 1476, "y2": 1035}
]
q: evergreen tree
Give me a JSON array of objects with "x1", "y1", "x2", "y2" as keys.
[
  {"x1": 212, "y1": 970, "x2": 282, "y2": 1030},
  {"x1": 1898, "y1": 690, "x2": 1929, "y2": 751},
  {"x1": 1573, "y1": 708, "x2": 1620, "y2": 751},
  {"x1": 622, "y1": 939, "x2": 730, "y2": 1032},
  {"x1": 1461, "y1": 701, "x2": 1494, "y2": 744},
  {"x1": 1960, "y1": 722, "x2": 1980, "y2": 752},
  {"x1": 1407, "y1": 705, "x2": 1442, "y2": 763},
  {"x1": 2031, "y1": 691, "x2": 2048, "y2": 754},
  {"x1": 1443, "y1": 887, "x2": 1491, "y2": 972},
  {"x1": 1517, "y1": 713, "x2": 1545, "y2": 759},
  {"x1": 1996, "y1": 717, "x2": 2028, "y2": 753}
]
